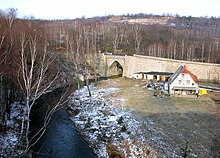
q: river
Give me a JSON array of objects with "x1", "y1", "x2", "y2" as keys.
[{"x1": 32, "y1": 107, "x2": 97, "y2": 158}]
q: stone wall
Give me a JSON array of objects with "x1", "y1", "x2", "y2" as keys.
[
  {"x1": 123, "y1": 55, "x2": 220, "y2": 82},
  {"x1": 100, "y1": 54, "x2": 220, "y2": 82}
]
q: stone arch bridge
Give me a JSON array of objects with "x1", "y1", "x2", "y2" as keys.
[
  {"x1": 99, "y1": 53, "x2": 220, "y2": 82},
  {"x1": 100, "y1": 54, "x2": 126, "y2": 77}
]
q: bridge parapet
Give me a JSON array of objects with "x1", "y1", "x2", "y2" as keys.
[{"x1": 104, "y1": 54, "x2": 126, "y2": 58}]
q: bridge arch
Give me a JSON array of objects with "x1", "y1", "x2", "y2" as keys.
[{"x1": 108, "y1": 60, "x2": 123, "y2": 77}]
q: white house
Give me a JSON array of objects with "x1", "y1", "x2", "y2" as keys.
[{"x1": 168, "y1": 65, "x2": 199, "y2": 95}]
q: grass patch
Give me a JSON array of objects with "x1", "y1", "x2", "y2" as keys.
[
  {"x1": 97, "y1": 78, "x2": 220, "y2": 157},
  {"x1": 199, "y1": 81, "x2": 220, "y2": 88},
  {"x1": 97, "y1": 78, "x2": 219, "y2": 115}
]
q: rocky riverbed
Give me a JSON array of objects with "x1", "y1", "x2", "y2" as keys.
[{"x1": 67, "y1": 84, "x2": 159, "y2": 158}]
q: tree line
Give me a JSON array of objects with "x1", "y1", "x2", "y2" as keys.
[{"x1": 45, "y1": 14, "x2": 220, "y2": 63}]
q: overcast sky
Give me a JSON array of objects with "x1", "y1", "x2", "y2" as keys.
[{"x1": 0, "y1": 0, "x2": 219, "y2": 19}]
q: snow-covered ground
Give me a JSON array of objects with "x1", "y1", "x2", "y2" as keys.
[
  {"x1": 68, "y1": 84, "x2": 158, "y2": 158},
  {"x1": 0, "y1": 102, "x2": 23, "y2": 157}
]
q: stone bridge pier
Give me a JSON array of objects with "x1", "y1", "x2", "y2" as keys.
[{"x1": 100, "y1": 54, "x2": 126, "y2": 77}]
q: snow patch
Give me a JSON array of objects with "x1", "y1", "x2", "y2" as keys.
[
  {"x1": 0, "y1": 102, "x2": 23, "y2": 157},
  {"x1": 68, "y1": 84, "x2": 158, "y2": 158}
]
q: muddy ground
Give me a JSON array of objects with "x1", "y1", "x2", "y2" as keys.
[{"x1": 97, "y1": 78, "x2": 220, "y2": 158}]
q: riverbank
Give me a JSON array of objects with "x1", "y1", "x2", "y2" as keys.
[
  {"x1": 68, "y1": 78, "x2": 220, "y2": 157},
  {"x1": 67, "y1": 83, "x2": 158, "y2": 158},
  {"x1": 0, "y1": 84, "x2": 97, "y2": 158},
  {"x1": 32, "y1": 108, "x2": 96, "y2": 158}
]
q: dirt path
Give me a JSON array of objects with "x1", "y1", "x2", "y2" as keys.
[{"x1": 97, "y1": 78, "x2": 220, "y2": 157}]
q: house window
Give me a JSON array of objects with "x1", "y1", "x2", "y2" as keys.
[
  {"x1": 192, "y1": 83, "x2": 194, "y2": 85},
  {"x1": 178, "y1": 80, "x2": 182, "y2": 84},
  {"x1": 187, "y1": 80, "x2": 190, "y2": 84},
  {"x1": 182, "y1": 74, "x2": 185, "y2": 77}
]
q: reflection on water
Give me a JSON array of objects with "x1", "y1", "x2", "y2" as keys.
[{"x1": 32, "y1": 108, "x2": 96, "y2": 158}]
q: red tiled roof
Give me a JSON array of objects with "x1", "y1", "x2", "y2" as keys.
[{"x1": 181, "y1": 67, "x2": 198, "y2": 83}]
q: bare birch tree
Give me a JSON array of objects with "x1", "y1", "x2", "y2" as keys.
[
  {"x1": 66, "y1": 25, "x2": 84, "y2": 90},
  {"x1": 17, "y1": 30, "x2": 67, "y2": 156},
  {"x1": 112, "y1": 26, "x2": 120, "y2": 53},
  {"x1": 201, "y1": 42, "x2": 205, "y2": 62},
  {"x1": 132, "y1": 24, "x2": 142, "y2": 54}
]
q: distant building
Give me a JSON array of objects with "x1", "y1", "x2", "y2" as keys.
[
  {"x1": 132, "y1": 72, "x2": 145, "y2": 79},
  {"x1": 145, "y1": 71, "x2": 173, "y2": 81},
  {"x1": 132, "y1": 71, "x2": 173, "y2": 81},
  {"x1": 168, "y1": 65, "x2": 199, "y2": 95}
]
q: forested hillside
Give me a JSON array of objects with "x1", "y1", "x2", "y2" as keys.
[{"x1": 43, "y1": 13, "x2": 220, "y2": 63}]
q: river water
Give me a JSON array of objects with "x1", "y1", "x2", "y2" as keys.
[{"x1": 32, "y1": 107, "x2": 97, "y2": 158}]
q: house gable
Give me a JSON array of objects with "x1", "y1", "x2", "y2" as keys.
[
  {"x1": 170, "y1": 72, "x2": 198, "y2": 88},
  {"x1": 181, "y1": 67, "x2": 198, "y2": 84},
  {"x1": 169, "y1": 65, "x2": 199, "y2": 94}
]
